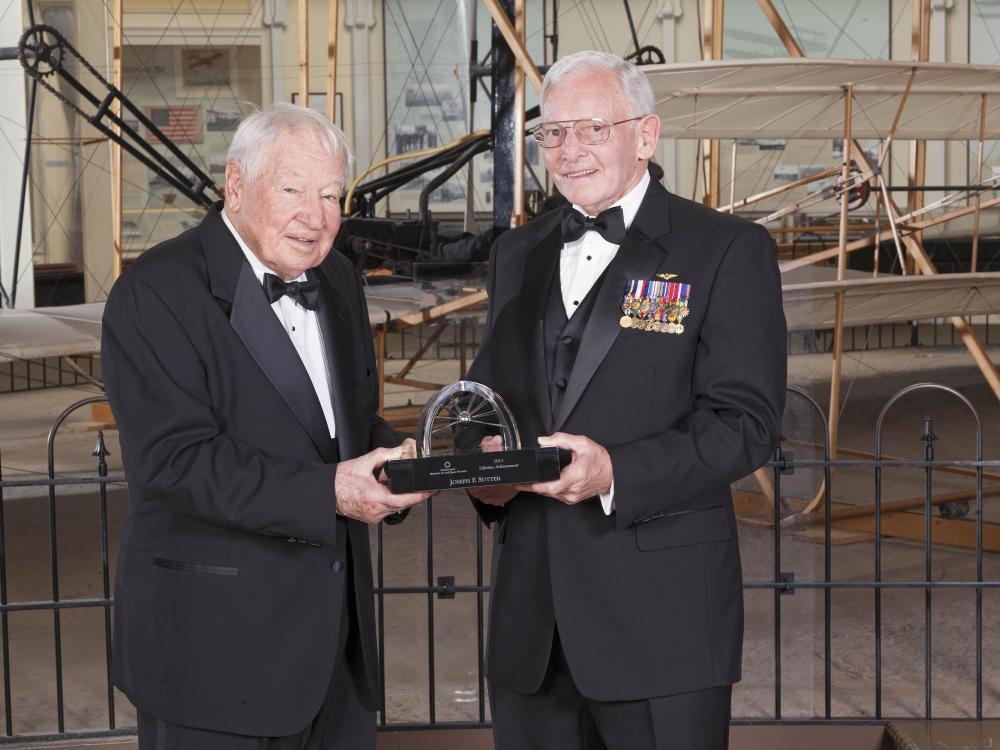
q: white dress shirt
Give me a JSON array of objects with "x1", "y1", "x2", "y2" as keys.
[
  {"x1": 559, "y1": 170, "x2": 651, "y2": 513},
  {"x1": 221, "y1": 209, "x2": 337, "y2": 439},
  {"x1": 560, "y1": 170, "x2": 650, "y2": 319}
]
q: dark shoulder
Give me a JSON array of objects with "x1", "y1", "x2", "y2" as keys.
[
  {"x1": 496, "y1": 209, "x2": 562, "y2": 251},
  {"x1": 664, "y1": 189, "x2": 766, "y2": 239},
  {"x1": 321, "y1": 247, "x2": 367, "y2": 306},
  {"x1": 322, "y1": 245, "x2": 360, "y2": 279},
  {"x1": 117, "y1": 224, "x2": 208, "y2": 297}
]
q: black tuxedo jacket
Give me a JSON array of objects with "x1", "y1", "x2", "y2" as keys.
[
  {"x1": 468, "y1": 181, "x2": 787, "y2": 701},
  {"x1": 102, "y1": 208, "x2": 398, "y2": 736}
]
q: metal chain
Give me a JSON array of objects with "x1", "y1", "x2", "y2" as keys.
[{"x1": 20, "y1": 26, "x2": 118, "y2": 129}]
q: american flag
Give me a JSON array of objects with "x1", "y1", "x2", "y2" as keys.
[{"x1": 147, "y1": 106, "x2": 202, "y2": 144}]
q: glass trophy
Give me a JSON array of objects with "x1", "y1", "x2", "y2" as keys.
[{"x1": 385, "y1": 380, "x2": 570, "y2": 493}]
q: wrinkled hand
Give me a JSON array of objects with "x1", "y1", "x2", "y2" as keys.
[
  {"x1": 337, "y1": 444, "x2": 431, "y2": 524},
  {"x1": 467, "y1": 435, "x2": 519, "y2": 507},
  {"x1": 516, "y1": 432, "x2": 612, "y2": 505}
]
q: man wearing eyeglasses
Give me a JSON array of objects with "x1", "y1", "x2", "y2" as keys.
[{"x1": 466, "y1": 51, "x2": 787, "y2": 749}]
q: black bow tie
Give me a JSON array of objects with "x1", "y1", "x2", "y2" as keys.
[
  {"x1": 263, "y1": 273, "x2": 321, "y2": 311},
  {"x1": 561, "y1": 205, "x2": 627, "y2": 246}
]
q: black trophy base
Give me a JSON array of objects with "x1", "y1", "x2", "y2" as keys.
[{"x1": 385, "y1": 446, "x2": 571, "y2": 493}]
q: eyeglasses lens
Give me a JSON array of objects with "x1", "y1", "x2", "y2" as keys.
[{"x1": 534, "y1": 119, "x2": 612, "y2": 148}]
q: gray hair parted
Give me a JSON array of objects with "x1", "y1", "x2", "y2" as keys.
[
  {"x1": 540, "y1": 50, "x2": 655, "y2": 120},
  {"x1": 226, "y1": 102, "x2": 353, "y2": 184}
]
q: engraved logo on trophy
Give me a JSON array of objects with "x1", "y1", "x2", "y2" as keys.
[{"x1": 385, "y1": 380, "x2": 570, "y2": 493}]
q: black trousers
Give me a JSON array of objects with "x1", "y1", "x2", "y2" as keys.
[
  {"x1": 491, "y1": 631, "x2": 731, "y2": 750},
  {"x1": 137, "y1": 648, "x2": 373, "y2": 750},
  {"x1": 138, "y1": 528, "x2": 374, "y2": 750}
]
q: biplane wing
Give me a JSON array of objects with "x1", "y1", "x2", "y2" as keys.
[
  {"x1": 643, "y1": 58, "x2": 1000, "y2": 140},
  {"x1": 782, "y1": 272, "x2": 1000, "y2": 332},
  {"x1": 0, "y1": 282, "x2": 483, "y2": 361},
  {"x1": 6, "y1": 270, "x2": 1000, "y2": 361}
]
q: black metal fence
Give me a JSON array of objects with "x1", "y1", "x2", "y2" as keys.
[
  {"x1": 0, "y1": 383, "x2": 997, "y2": 743},
  {"x1": 0, "y1": 355, "x2": 100, "y2": 394}
]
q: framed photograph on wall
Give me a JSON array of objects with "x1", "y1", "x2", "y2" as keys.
[{"x1": 174, "y1": 47, "x2": 237, "y2": 97}]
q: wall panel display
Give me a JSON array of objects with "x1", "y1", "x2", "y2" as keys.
[
  {"x1": 382, "y1": 0, "x2": 544, "y2": 225},
  {"x1": 120, "y1": 44, "x2": 262, "y2": 256}
]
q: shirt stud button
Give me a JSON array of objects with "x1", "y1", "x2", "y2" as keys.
[{"x1": 331, "y1": 560, "x2": 344, "y2": 573}]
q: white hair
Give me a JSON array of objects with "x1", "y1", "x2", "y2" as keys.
[
  {"x1": 541, "y1": 50, "x2": 655, "y2": 119},
  {"x1": 226, "y1": 102, "x2": 353, "y2": 183}
]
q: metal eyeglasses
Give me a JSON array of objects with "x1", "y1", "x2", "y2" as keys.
[{"x1": 531, "y1": 116, "x2": 646, "y2": 148}]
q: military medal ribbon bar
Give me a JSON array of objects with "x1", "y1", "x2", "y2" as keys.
[{"x1": 620, "y1": 278, "x2": 691, "y2": 333}]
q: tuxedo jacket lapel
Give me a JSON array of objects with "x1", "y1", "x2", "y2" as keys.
[
  {"x1": 518, "y1": 224, "x2": 561, "y2": 433},
  {"x1": 553, "y1": 182, "x2": 674, "y2": 431},
  {"x1": 200, "y1": 207, "x2": 334, "y2": 461},
  {"x1": 230, "y1": 264, "x2": 334, "y2": 460},
  {"x1": 314, "y1": 264, "x2": 360, "y2": 461}
]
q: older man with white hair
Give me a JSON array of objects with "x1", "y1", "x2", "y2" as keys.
[
  {"x1": 102, "y1": 103, "x2": 430, "y2": 749},
  {"x1": 467, "y1": 51, "x2": 787, "y2": 748}
]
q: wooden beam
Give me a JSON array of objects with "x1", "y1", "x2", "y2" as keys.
[
  {"x1": 481, "y1": 0, "x2": 542, "y2": 92},
  {"x1": 388, "y1": 290, "x2": 489, "y2": 329},
  {"x1": 718, "y1": 165, "x2": 842, "y2": 213},
  {"x1": 906, "y1": 0, "x2": 930, "y2": 240},
  {"x1": 972, "y1": 93, "x2": 987, "y2": 271},
  {"x1": 511, "y1": 0, "x2": 526, "y2": 227},
  {"x1": 384, "y1": 376, "x2": 448, "y2": 392},
  {"x1": 727, "y1": 140, "x2": 737, "y2": 212},
  {"x1": 755, "y1": 0, "x2": 805, "y2": 57},
  {"x1": 396, "y1": 321, "x2": 450, "y2": 379},
  {"x1": 298, "y1": 0, "x2": 309, "y2": 107},
  {"x1": 326, "y1": 0, "x2": 339, "y2": 124},
  {"x1": 700, "y1": 0, "x2": 723, "y2": 207},
  {"x1": 828, "y1": 85, "x2": 853, "y2": 465}
]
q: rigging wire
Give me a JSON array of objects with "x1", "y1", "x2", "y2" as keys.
[
  {"x1": 390, "y1": 1, "x2": 464, "y2": 148},
  {"x1": 809, "y1": 0, "x2": 867, "y2": 59},
  {"x1": 373, "y1": 1, "x2": 452, "y2": 172}
]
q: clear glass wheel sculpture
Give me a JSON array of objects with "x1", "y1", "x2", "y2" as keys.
[{"x1": 416, "y1": 380, "x2": 521, "y2": 458}]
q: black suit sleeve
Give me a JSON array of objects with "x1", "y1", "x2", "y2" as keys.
[
  {"x1": 102, "y1": 274, "x2": 342, "y2": 545},
  {"x1": 608, "y1": 225, "x2": 786, "y2": 528}
]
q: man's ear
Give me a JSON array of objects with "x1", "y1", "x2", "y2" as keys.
[
  {"x1": 225, "y1": 161, "x2": 243, "y2": 212},
  {"x1": 636, "y1": 114, "x2": 661, "y2": 161}
]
